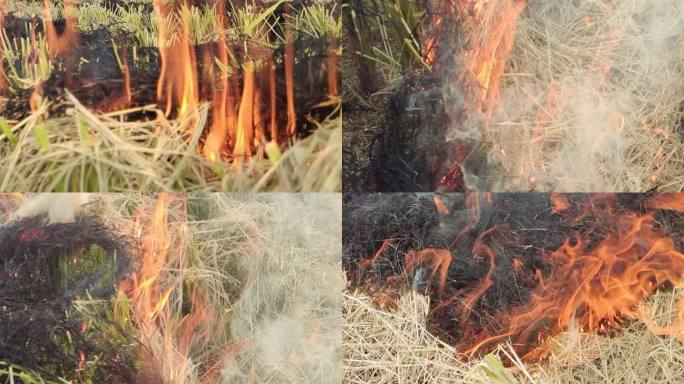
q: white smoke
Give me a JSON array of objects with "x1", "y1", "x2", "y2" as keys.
[
  {"x1": 14, "y1": 193, "x2": 90, "y2": 223},
  {"x1": 448, "y1": 0, "x2": 684, "y2": 191},
  {"x1": 190, "y1": 193, "x2": 342, "y2": 384}
]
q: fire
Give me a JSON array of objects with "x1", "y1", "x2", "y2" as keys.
[
  {"x1": 461, "y1": 0, "x2": 527, "y2": 115},
  {"x1": 647, "y1": 193, "x2": 684, "y2": 212},
  {"x1": 284, "y1": 10, "x2": 296, "y2": 136},
  {"x1": 42, "y1": 0, "x2": 80, "y2": 58},
  {"x1": 4, "y1": 2, "x2": 335, "y2": 162},
  {"x1": 192, "y1": 2, "x2": 302, "y2": 161},
  {"x1": 356, "y1": 193, "x2": 684, "y2": 363},
  {"x1": 550, "y1": 192, "x2": 569, "y2": 213},
  {"x1": 0, "y1": 1, "x2": 8, "y2": 95},
  {"x1": 118, "y1": 194, "x2": 213, "y2": 382},
  {"x1": 28, "y1": 27, "x2": 43, "y2": 112},
  {"x1": 327, "y1": 37, "x2": 339, "y2": 97},
  {"x1": 233, "y1": 62, "x2": 256, "y2": 158},
  {"x1": 202, "y1": 0, "x2": 237, "y2": 161},
  {"x1": 154, "y1": 0, "x2": 199, "y2": 118},
  {"x1": 433, "y1": 195, "x2": 450, "y2": 215},
  {"x1": 460, "y1": 209, "x2": 684, "y2": 360},
  {"x1": 124, "y1": 194, "x2": 174, "y2": 327}
]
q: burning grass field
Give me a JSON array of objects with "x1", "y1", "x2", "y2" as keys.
[
  {"x1": 0, "y1": 193, "x2": 342, "y2": 383},
  {"x1": 344, "y1": 0, "x2": 684, "y2": 192},
  {"x1": 0, "y1": 0, "x2": 341, "y2": 192},
  {"x1": 343, "y1": 193, "x2": 684, "y2": 383}
]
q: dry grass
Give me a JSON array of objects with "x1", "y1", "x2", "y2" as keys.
[
  {"x1": 477, "y1": 0, "x2": 684, "y2": 192},
  {"x1": 0, "y1": 95, "x2": 341, "y2": 192},
  {"x1": 1, "y1": 193, "x2": 342, "y2": 383},
  {"x1": 343, "y1": 289, "x2": 684, "y2": 383}
]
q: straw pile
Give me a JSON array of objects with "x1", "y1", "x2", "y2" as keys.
[{"x1": 343, "y1": 289, "x2": 684, "y2": 383}]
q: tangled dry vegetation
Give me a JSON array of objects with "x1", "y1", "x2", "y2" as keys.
[
  {"x1": 343, "y1": 290, "x2": 684, "y2": 383},
  {"x1": 0, "y1": 97, "x2": 341, "y2": 192},
  {"x1": 0, "y1": 193, "x2": 342, "y2": 383},
  {"x1": 475, "y1": 0, "x2": 684, "y2": 192}
]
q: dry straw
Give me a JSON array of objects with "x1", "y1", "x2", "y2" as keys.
[
  {"x1": 343, "y1": 289, "x2": 684, "y2": 383},
  {"x1": 480, "y1": 0, "x2": 684, "y2": 191}
]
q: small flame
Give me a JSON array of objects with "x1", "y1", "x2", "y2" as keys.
[
  {"x1": 433, "y1": 195, "x2": 450, "y2": 215},
  {"x1": 551, "y1": 192, "x2": 569, "y2": 213},
  {"x1": 42, "y1": 0, "x2": 80, "y2": 58}
]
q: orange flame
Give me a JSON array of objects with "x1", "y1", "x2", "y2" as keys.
[
  {"x1": 284, "y1": 8, "x2": 297, "y2": 136},
  {"x1": 461, "y1": 0, "x2": 527, "y2": 115},
  {"x1": 154, "y1": 0, "x2": 199, "y2": 118},
  {"x1": 327, "y1": 37, "x2": 339, "y2": 97},
  {"x1": 119, "y1": 194, "x2": 216, "y2": 382},
  {"x1": 28, "y1": 26, "x2": 43, "y2": 112},
  {"x1": 233, "y1": 61, "x2": 255, "y2": 158},
  {"x1": 433, "y1": 195, "x2": 450, "y2": 215},
  {"x1": 42, "y1": 0, "x2": 80, "y2": 88},
  {"x1": 647, "y1": 193, "x2": 684, "y2": 212},
  {"x1": 0, "y1": 2, "x2": 8, "y2": 95},
  {"x1": 42, "y1": 0, "x2": 80, "y2": 58},
  {"x1": 359, "y1": 193, "x2": 684, "y2": 362},
  {"x1": 203, "y1": 0, "x2": 237, "y2": 161},
  {"x1": 463, "y1": 213, "x2": 684, "y2": 360},
  {"x1": 550, "y1": 192, "x2": 569, "y2": 213}
]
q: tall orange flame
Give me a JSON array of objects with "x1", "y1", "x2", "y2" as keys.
[
  {"x1": 327, "y1": 37, "x2": 339, "y2": 97},
  {"x1": 0, "y1": 1, "x2": 8, "y2": 95},
  {"x1": 284, "y1": 7, "x2": 297, "y2": 136},
  {"x1": 461, "y1": 0, "x2": 526, "y2": 115},
  {"x1": 203, "y1": 0, "x2": 237, "y2": 161},
  {"x1": 120, "y1": 194, "x2": 215, "y2": 382},
  {"x1": 42, "y1": 0, "x2": 80, "y2": 89},
  {"x1": 28, "y1": 26, "x2": 43, "y2": 112},
  {"x1": 233, "y1": 61, "x2": 255, "y2": 158},
  {"x1": 154, "y1": 0, "x2": 199, "y2": 118}
]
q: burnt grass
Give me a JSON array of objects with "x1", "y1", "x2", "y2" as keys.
[
  {"x1": 0, "y1": 215, "x2": 136, "y2": 382},
  {"x1": 0, "y1": 9, "x2": 338, "y2": 140},
  {"x1": 342, "y1": 1, "x2": 477, "y2": 193},
  {"x1": 343, "y1": 193, "x2": 684, "y2": 349}
]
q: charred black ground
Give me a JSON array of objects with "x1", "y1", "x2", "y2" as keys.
[
  {"x1": 343, "y1": 1, "x2": 473, "y2": 192},
  {"x1": 0, "y1": 215, "x2": 135, "y2": 381},
  {"x1": 343, "y1": 193, "x2": 684, "y2": 348}
]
